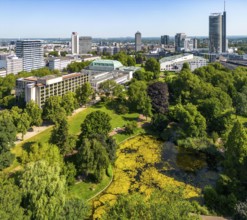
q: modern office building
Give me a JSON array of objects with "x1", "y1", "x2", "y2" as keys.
[
  {"x1": 175, "y1": 33, "x2": 186, "y2": 52},
  {"x1": 16, "y1": 40, "x2": 44, "y2": 72},
  {"x1": 71, "y1": 32, "x2": 79, "y2": 54},
  {"x1": 79, "y1": 36, "x2": 92, "y2": 54},
  {"x1": 16, "y1": 72, "x2": 89, "y2": 108},
  {"x1": 161, "y1": 35, "x2": 169, "y2": 45},
  {"x1": 135, "y1": 31, "x2": 142, "y2": 52},
  {"x1": 159, "y1": 54, "x2": 208, "y2": 72},
  {"x1": 209, "y1": 5, "x2": 227, "y2": 53}
]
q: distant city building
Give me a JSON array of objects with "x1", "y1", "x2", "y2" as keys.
[
  {"x1": 6, "y1": 55, "x2": 23, "y2": 75},
  {"x1": 16, "y1": 40, "x2": 44, "y2": 72},
  {"x1": 161, "y1": 35, "x2": 169, "y2": 45},
  {"x1": 184, "y1": 38, "x2": 194, "y2": 52},
  {"x1": 193, "y1": 38, "x2": 198, "y2": 50},
  {"x1": 89, "y1": 59, "x2": 124, "y2": 72},
  {"x1": 79, "y1": 36, "x2": 92, "y2": 54},
  {"x1": 159, "y1": 54, "x2": 208, "y2": 72},
  {"x1": 135, "y1": 31, "x2": 142, "y2": 52},
  {"x1": 48, "y1": 57, "x2": 81, "y2": 71},
  {"x1": 97, "y1": 46, "x2": 120, "y2": 56},
  {"x1": 209, "y1": 5, "x2": 227, "y2": 53},
  {"x1": 175, "y1": 33, "x2": 186, "y2": 52},
  {"x1": 71, "y1": 32, "x2": 79, "y2": 54},
  {"x1": 0, "y1": 68, "x2": 7, "y2": 77},
  {"x1": 16, "y1": 72, "x2": 89, "y2": 108}
]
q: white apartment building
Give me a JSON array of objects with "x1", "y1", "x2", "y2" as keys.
[
  {"x1": 160, "y1": 54, "x2": 208, "y2": 72},
  {"x1": 0, "y1": 55, "x2": 23, "y2": 75},
  {"x1": 16, "y1": 40, "x2": 44, "y2": 72}
]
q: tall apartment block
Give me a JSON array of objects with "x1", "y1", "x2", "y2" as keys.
[
  {"x1": 161, "y1": 35, "x2": 169, "y2": 45},
  {"x1": 16, "y1": 40, "x2": 44, "y2": 72},
  {"x1": 71, "y1": 32, "x2": 79, "y2": 54},
  {"x1": 6, "y1": 55, "x2": 23, "y2": 75},
  {"x1": 135, "y1": 31, "x2": 142, "y2": 52},
  {"x1": 79, "y1": 36, "x2": 92, "y2": 54},
  {"x1": 175, "y1": 33, "x2": 186, "y2": 52},
  {"x1": 209, "y1": 4, "x2": 227, "y2": 53},
  {"x1": 16, "y1": 72, "x2": 89, "y2": 108}
]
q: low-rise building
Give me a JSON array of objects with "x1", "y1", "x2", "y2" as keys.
[
  {"x1": 0, "y1": 68, "x2": 7, "y2": 77},
  {"x1": 16, "y1": 72, "x2": 89, "y2": 107},
  {"x1": 48, "y1": 57, "x2": 81, "y2": 71},
  {"x1": 160, "y1": 54, "x2": 208, "y2": 72},
  {"x1": 0, "y1": 54, "x2": 23, "y2": 75}
]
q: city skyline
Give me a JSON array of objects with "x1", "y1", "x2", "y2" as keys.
[{"x1": 0, "y1": 0, "x2": 247, "y2": 38}]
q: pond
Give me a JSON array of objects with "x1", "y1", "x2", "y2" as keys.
[{"x1": 159, "y1": 142, "x2": 220, "y2": 189}]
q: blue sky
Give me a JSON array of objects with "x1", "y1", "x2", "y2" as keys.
[{"x1": 0, "y1": 0, "x2": 246, "y2": 38}]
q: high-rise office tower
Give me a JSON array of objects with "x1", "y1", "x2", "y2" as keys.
[
  {"x1": 16, "y1": 40, "x2": 44, "y2": 72},
  {"x1": 161, "y1": 35, "x2": 169, "y2": 45},
  {"x1": 175, "y1": 33, "x2": 186, "y2": 52},
  {"x1": 209, "y1": 2, "x2": 227, "y2": 53},
  {"x1": 135, "y1": 31, "x2": 142, "y2": 52},
  {"x1": 209, "y1": 13, "x2": 222, "y2": 53},
  {"x1": 222, "y1": 3, "x2": 227, "y2": 52},
  {"x1": 71, "y1": 32, "x2": 79, "y2": 54},
  {"x1": 79, "y1": 36, "x2": 92, "y2": 54}
]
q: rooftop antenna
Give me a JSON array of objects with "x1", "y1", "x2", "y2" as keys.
[{"x1": 224, "y1": 0, "x2": 226, "y2": 11}]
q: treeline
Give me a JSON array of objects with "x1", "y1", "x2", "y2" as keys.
[{"x1": 0, "y1": 80, "x2": 118, "y2": 219}]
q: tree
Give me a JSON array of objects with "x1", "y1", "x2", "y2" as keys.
[
  {"x1": 62, "y1": 92, "x2": 78, "y2": 115},
  {"x1": 20, "y1": 160, "x2": 66, "y2": 220},
  {"x1": 25, "y1": 101, "x2": 43, "y2": 126},
  {"x1": 60, "y1": 51, "x2": 68, "y2": 57},
  {"x1": 171, "y1": 103, "x2": 207, "y2": 138},
  {"x1": 76, "y1": 82, "x2": 93, "y2": 106},
  {"x1": 151, "y1": 113, "x2": 169, "y2": 132},
  {"x1": 18, "y1": 111, "x2": 31, "y2": 140},
  {"x1": 62, "y1": 162, "x2": 77, "y2": 186},
  {"x1": 80, "y1": 111, "x2": 111, "y2": 138},
  {"x1": 77, "y1": 138, "x2": 110, "y2": 182},
  {"x1": 48, "y1": 51, "x2": 59, "y2": 57},
  {"x1": 125, "y1": 121, "x2": 137, "y2": 134},
  {"x1": 21, "y1": 142, "x2": 63, "y2": 167},
  {"x1": 62, "y1": 198, "x2": 89, "y2": 220},
  {"x1": 145, "y1": 58, "x2": 160, "y2": 74},
  {"x1": 102, "y1": 189, "x2": 199, "y2": 220},
  {"x1": 224, "y1": 121, "x2": 247, "y2": 180},
  {"x1": 0, "y1": 116, "x2": 16, "y2": 170},
  {"x1": 98, "y1": 80, "x2": 117, "y2": 98},
  {"x1": 0, "y1": 176, "x2": 26, "y2": 220},
  {"x1": 127, "y1": 56, "x2": 136, "y2": 66},
  {"x1": 147, "y1": 82, "x2": 169, "y2": 114},
  {"x1": 128, "y1": 80, "x2": 147, "y2": 111},
  {"x1": 50, "y1": 119, "x2": 76, "y2": 155},
  {"x1": 140, "y1": 94, "x2": 153, "y2": 120},
  {"x1": 42, "y1": 96, "x2": 66, "y2": 124}
]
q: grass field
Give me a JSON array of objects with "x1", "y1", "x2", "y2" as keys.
[{"x1": 8, "y1": 101, "x2": 144, "y2": 200}]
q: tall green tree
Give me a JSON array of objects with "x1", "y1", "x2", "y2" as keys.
[
  {"x1": 25, "y1": 101, "x2": 43, "y2": 126},
  {"x1": 0, "y1": 176, "x2": 26, "y2": 220},
  {"x1": 80, "y1": 111, "x2": 111, "y2": 138},
  {"x1": 42, "y1": 96, "x2": 66, "y2": 124},
  {"x1": 20, "y1": 160, "x2": 66, "y2": 220},
  {"x1": 145, "y1": 58, "x2": 160, "y2": 75},
  {"x1": 18, "y1": 111, "x2": 31, "y2": 140},
  {"x1": 98, "y1": 80, "x2": 117, "y2": 98},
  {"x1": 62, "y1": 92, "x2": 78, "y2": 115},
  {"x1": 76, "y1": 82, "x2": 93, "y2": 106},
  {"x1": 171, "y1": 103, "x2": 207, "y2": 138},
  {"x1": 0, "y1": 116, "x2": 16, "y2": 170},
  {"x1": 77, "y1": 138, "x2": 110, "y2": 182},
  {"x1": 50, "y1": 119, "x2": 76, "y2": 155}
]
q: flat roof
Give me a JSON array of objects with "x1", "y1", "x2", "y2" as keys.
[{"x1": 160, "y1": 54, "x2": 192, "y2": 63}]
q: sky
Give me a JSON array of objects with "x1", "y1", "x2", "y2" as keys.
[{"x1": 0, "y1": 0, "x2": 246, "y2": 38}]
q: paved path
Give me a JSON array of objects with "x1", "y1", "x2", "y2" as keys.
[
  {"x1": 14, "y1": 105, "x2": 87, "y2": 145},
  {"x1": 200, "y1": 215, "x2": 231, "y2": 220}
]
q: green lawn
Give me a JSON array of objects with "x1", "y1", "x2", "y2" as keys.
[
  {"x1": 68, "y1": 166, "x2": 113, "y2": 201},
  {"x1": 7, "y1": 101, "x2": 143, "y2": 200}
]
